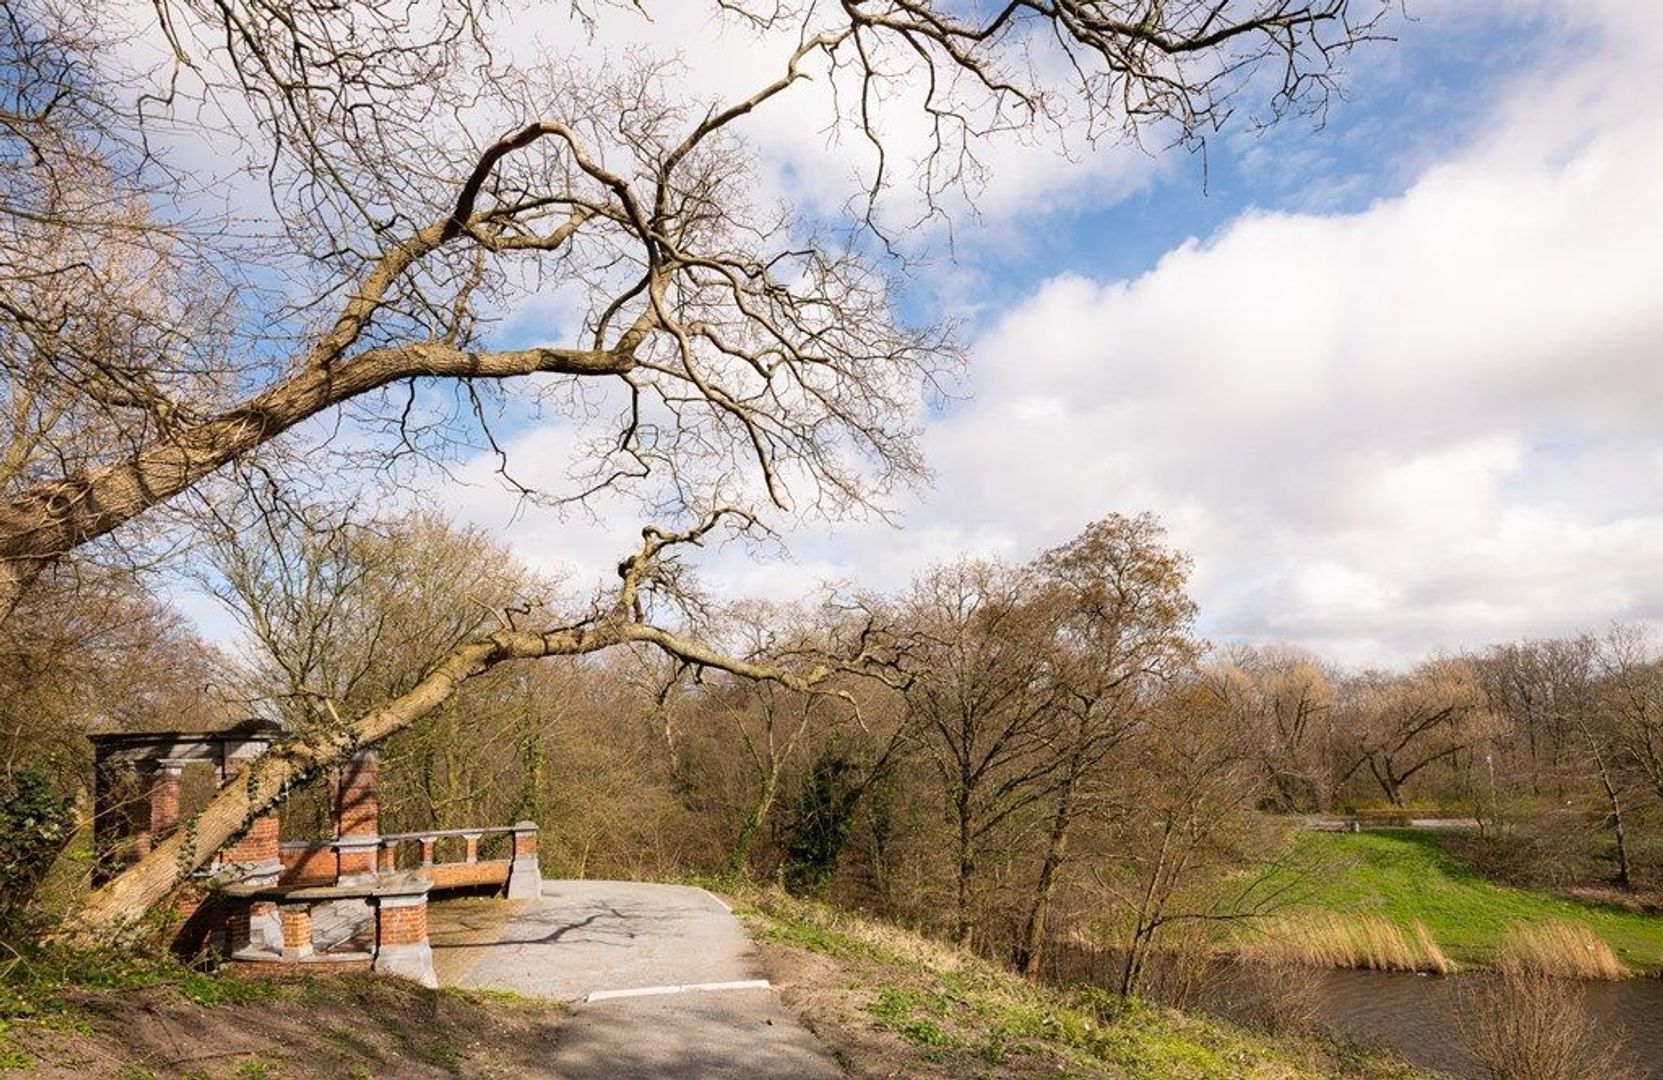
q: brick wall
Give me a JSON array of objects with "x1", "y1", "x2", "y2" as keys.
[
  {"x1": 226, "y1": 813, "x2": 280, "y2": 865},
  {"x1": 377, "y1": 900, "x2": 427, "y2": 946}
]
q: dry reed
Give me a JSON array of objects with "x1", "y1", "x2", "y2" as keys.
[
  {"x1": 1458, "y1": 967, "x2": 1638, "y2": 1080},
  {"x1": 1238, "y1": 912, "x2": 1451, "y2": 974},
  {"x1": 1496, "y1": 920, "x2": 1628, "y2": 981}
]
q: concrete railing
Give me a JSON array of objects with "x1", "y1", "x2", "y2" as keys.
[{"x1": 275, "y1": 821, "x2": 539, "y2": 898}]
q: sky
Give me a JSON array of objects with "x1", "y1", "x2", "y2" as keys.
[{"x1": 153, "y1": 0, "x2": 1663, "y2": 668}]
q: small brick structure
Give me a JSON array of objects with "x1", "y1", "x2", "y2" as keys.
[
  {"x1": 89, "y1": 724, "x2": 541, "y2": 988},
  {"x1": 225, "y1": 873, "x2": 437, "y2": 987}
]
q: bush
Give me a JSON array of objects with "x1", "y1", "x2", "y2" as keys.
[
  {"x1": 0, "y1": 772, "x2": 73, "y2": 930},
  {"x1": 1458, "y1": 968, "x2": 1637, "y2": 1080}
]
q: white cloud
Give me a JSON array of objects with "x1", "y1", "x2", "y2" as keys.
[
  {"x1": 412, "y1": 0, "x2": 1663, "y2": 668},
  {"x1": 879, "y1": 0, "x2": 1663, "y2": 664}
]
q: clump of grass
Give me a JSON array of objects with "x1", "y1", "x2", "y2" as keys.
[
  {"x1": 1241, "y1": 913, "x2": 1451, "y2": 974},
  {"x1": 1497, "y1": 920, "x2": 1627, "y2": 980}
]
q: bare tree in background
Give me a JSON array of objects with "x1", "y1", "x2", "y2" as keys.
[
  {"x1": 1224, "y1": 646, "x2": 1336, "y2": 813},
  {"x1": 1012, "y1": 512, "x2": 1199, "y2": 976},
  {"x1": 1334, "y1": 660, "x2": 1498, "y2": 808},
  {"x1": 1598, "y1": 625, "x2": 1663, "y2": 807}
]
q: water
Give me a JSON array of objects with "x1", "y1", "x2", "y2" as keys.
[
  {"x1": 1041, "y1": 944, "x2": 1663, "y2": 1077},
  {"x1": 1307, "y1": 968, "x2": 1663, "y2": 1078}
]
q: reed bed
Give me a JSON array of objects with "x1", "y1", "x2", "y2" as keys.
[
  {"x1": 1237, "y1": 912, "x2": 1452, "y2": 974},
  {"x1": 1497, "y1": 919, "x2": 1628, "y2": 980}
]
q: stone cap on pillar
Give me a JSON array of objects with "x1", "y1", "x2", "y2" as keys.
[{"x1": 222, "y1": 871, "x2": 432, "y2": 903}]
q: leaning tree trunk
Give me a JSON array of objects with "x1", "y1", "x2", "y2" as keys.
[
  {"x1": 69, "y1": 604, "x2": 825, "y2": 936},
  {"x1": 1014, "y1": 768, "x2": 1079, "y2": 977}
]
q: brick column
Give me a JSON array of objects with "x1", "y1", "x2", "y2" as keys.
[
  {"x1": 462, "y1": 832, "x2": 481, "y2": 864},
  {"x1": 506, "y1": 821, "x2": 541, "y2": 900},
  {"x1": 144, "y1": 759, "x2": 189, "y2": 849},
  {"x1": 334, "y1": 749, "x2": 380, "y2": 883},
  {"x1": 372, "y1": 889, "x2": 435, "y2": 988},
  {"x1": 224, "y1": 813, "x2": 283, "y2": 952},
  {"x1": 228, "y1": 902, "x2": 255, "y2": 954},
  {"x1": 279, "y1": 902, "x2": 313, "y2": 961}
]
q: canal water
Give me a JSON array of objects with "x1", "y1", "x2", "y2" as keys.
[
  {"x1": 1307, "y1": 968, "x2": 1663, "y2": 1079},
  {"x1": 1042, "y1": 944, "x2": 1663, "y2": 1077}
]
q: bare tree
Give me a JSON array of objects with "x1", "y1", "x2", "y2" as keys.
[
  {"x1": 895, "y1": 559, "x2": 1062, "y2": 949},
  {"x1": 1222, "y1": 646, "x2": 1336, "y2": 813},
  {"x1": 1335, "y1": 659, "x2": 1498, "y2": 808},
  {"x1": 1598, "y1": 625, "x2": 1663, "y2": 806},
  {"x1": 1012, "y1": 512, "x2": 1199, "y2": 976},
  {"x1": 3, "y1": 0, "x2": 1391, "y2": 930},
  {"x1": 1108, "y1": 673, "x2": 1270, "y2": 997},
  {"x1": 0, "y1": 0, "x2": 1389, "y2": 621}
]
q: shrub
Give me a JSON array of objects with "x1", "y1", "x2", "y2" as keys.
[
  {"x1": 0, "y1": 772, "x2": 73, "y2": 930},
  {"x1": 1458, "y1": 968, "x2": 1637, "y2": 1080}
]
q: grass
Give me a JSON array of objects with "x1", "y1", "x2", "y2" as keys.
[
  {"x1": 0, "y1": 939, "x2": 567, "y2": 1076},
  {"x1": 1284, "y1": 829, "x2": 1663, "y2": 973},
  {"x1": 737, "y1": 887, "x2": 1435, "y2": 1080}
]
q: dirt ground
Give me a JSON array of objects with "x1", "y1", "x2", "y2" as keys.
[
  {"x1": 428, "y1": 896, "x2": 525, "y2": 985},
  {"x1": 7, "y1": 972, "x2": 567, "y2": 1079}
]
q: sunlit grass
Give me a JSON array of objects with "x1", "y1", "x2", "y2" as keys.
[
  {"x1": 737, "y1": 887, "x2": 1435, "y2": 1079},
  {"x1": 1288, "y1": 830, "x2": 1663, "y2": 973}
]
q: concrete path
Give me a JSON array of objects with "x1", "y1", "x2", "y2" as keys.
[{"x1": 437, "y1": 880, "x2": 842, "y2": 1079}]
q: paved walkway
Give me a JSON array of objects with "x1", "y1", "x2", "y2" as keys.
[{"x1": 435, "y1": 880, "x2": 842, "y2": 1079}]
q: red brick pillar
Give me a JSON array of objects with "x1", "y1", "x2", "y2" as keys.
[
  {"x1": 226, "y1": 813, "x2": 281, "y2": 868},
  {"x1": 279, "y1": 903, "x2": 313, "y2": 961},
  {"x1": 143, "y1": 759, "x2": 188, "y2": 849},
  {"x1": 228, "y1": 903, "x2": 254, "y2": 954},
  {"x1": 462, "y1": 832, "x2": 481, "y2": 864},
  {"x1": 334, "y1": 749, "x2": 380, "y2": 883},
  {"x1": 373, "y1": 888, "x2": 435, "y2": 987},
  {"x1": 225, "y1": 813, "x2": 283, "y2": 952}
]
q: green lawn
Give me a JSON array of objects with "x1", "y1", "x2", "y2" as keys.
[{"x1": 1288, "y1": 829, "x2": 1663, "y2": 971}]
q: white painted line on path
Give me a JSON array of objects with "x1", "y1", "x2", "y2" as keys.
[{"x1": 585, "y1": 979, "x2": 771, "y2": 1003}]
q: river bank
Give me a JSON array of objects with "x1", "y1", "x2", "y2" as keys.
[{"x1": 1282, "y1": 829, "x2": 1663, "y2": 973}]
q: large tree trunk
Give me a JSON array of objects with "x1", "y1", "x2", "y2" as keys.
[
  {"x1": 0, "y1": 342, "x2": 634, "y2": 626},
  {"x1": 953, "y1": 788, "x2": 977, "y2": 950}
]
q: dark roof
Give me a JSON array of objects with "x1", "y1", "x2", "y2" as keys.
[{"x1": 87, "y1": 716, "x2": 285, "y2": 749}]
